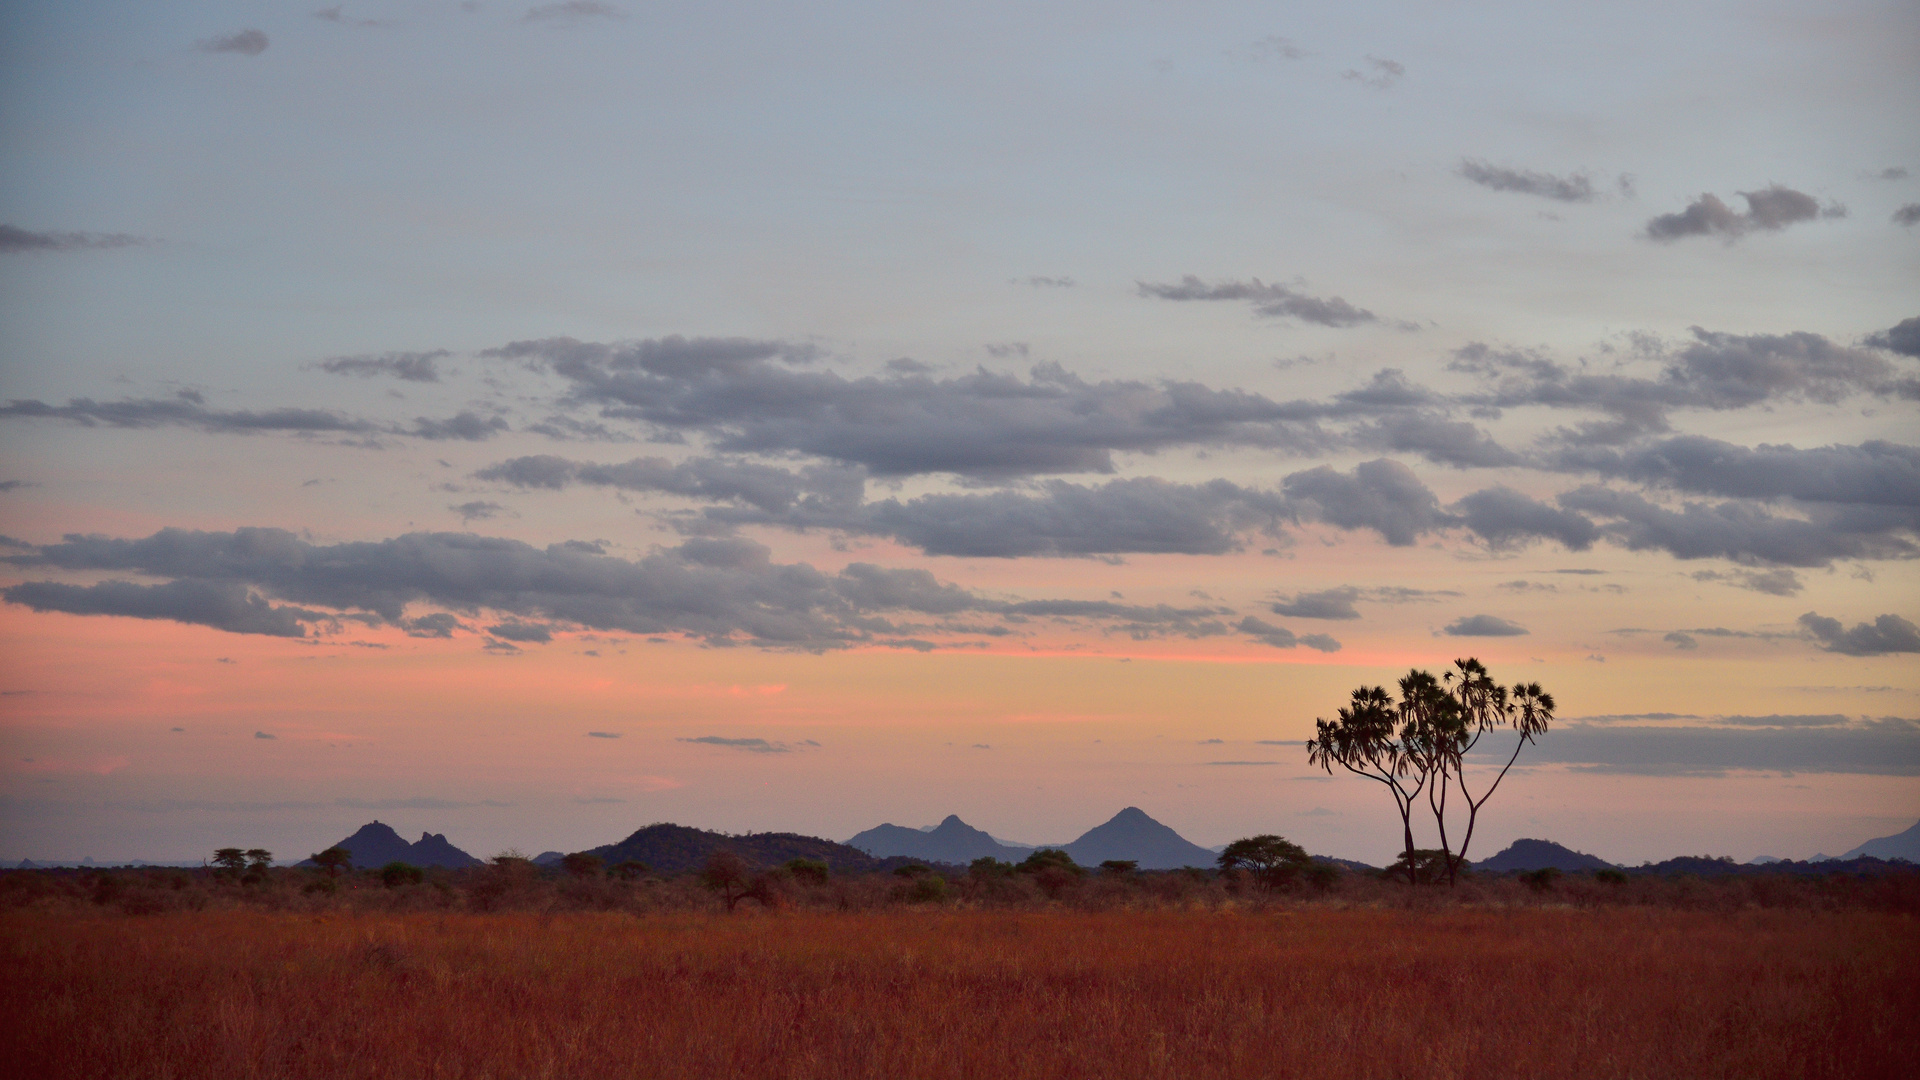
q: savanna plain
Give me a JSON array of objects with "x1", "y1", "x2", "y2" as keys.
[{"x1": 5, "y1": 867, "x2": 1917, "y2": 1080}]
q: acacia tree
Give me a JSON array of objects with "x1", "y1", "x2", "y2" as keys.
[
  {"x1": 1307, "y1": 658, "x2": 1553, "y2": 886},
  {"x1": 1217, "y1": 835, "x2": 1311, "y2": 891}
]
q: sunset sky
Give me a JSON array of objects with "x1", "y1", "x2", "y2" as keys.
[{"x1": 2, "y1": 1, "x2": 1915, "y2": 867}]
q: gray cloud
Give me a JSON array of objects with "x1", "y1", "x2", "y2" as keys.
[
  {"x1": 1797, "y1": 612, "x2": 1920, "y2": 656},
  {"x1": 1342, "y1": 56, "x2": 1403, "y2": 88},
  {"x1": 1558, "y1": 486, "x2": 1914, "y2": 567},
  {"x1": 1895, "y1": 204, "x2": 1920, "y2": 227},
  {"x1": 1461, "y1": 329, "x2": 1908, "y2": 445},
  {"x1": 524, "y1": 2, "x2": 624, "y2": 22},
  {"x1": 315, "y1": 351, "x2": 446, "y2": 382},
  {"x1": 1719, "y1": 714, "x2": 1850, "y2": 727},
  {"x1": 1509, "y1": 719, "x2": 1920, "y2": 775},
  {"x1": 452, "y1": 502, "x2": 511, "y2": 525},
  {"x1": 197, "y1": 29, "x2": 269, "y2": 55},
  {"x1": 0, "y1": 526, "x2": 1249, "y2": 650},
  {"x1": 679, "y1": 736, "x2": 788, "y2": 753},
  {"x1": 254, "y1": 731, "x2": 276, "y2": 739},
  {"x1": 0, "y1": 393, "x2": 506, "y2": 442},
  {"x1": 586, "y1": 731, "x2": 620, "y2": 739},
  {"x1": 477, "y1": 453, "x2": 862, "y2": 516},
  {"x1": 1644, "y1": 185, "x2": 1837, "y2": 241},
  {"x1": 486, "y1": 336, "x2": 1338, "y2": 478},
  {"x1": 1282, "y1": 459, "x2": 1443, "y2": 546},
  {"x1": 1691, "y1": 568, "x2": 1803, "y2": 596},
  {"x1": 1271, "y1": 587, "x2": 1360, "y2": 620},
  {"x1": 1866, "y1": 317, "x2": 1920, "y2": 359},
  {"x1": 0, "y1": 225, "x2": 152, "y2": 253},
  {"x1": 1137, "y1": 276, "x2": 1381, "y2": 327},
  {"x1": 1236, "y1": 616, "x2": 1340, "y2": 652},
  {"x1": 1450, "y1": 486, "x2": 1599, "y2": 551},
  {"x1": 3, "y1": 579, "x2": 319, "y2": 637},
  {"x1": 1553, "y1": 437, "x2": 1920, "y2": 507},
  {"x1": 1443, "y1": 614, "x2": 1528, "y2": 637},
  {"x1": 1457, "y1": 160, "x2": 1596, "y2": 202}
]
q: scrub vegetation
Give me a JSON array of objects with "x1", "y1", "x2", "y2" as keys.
[{"x1": 5, "y1": 903, "x2": 1913, "y2": 1080}]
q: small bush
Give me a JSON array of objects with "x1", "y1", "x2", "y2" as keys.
[
  {"x1": 380, "y1": 863, "x2": 424, "y2": 888},
  {"x1": 1520, "y1": 867, "x2": 1563, "y2": 892},
  {"x1": 784, "y1": 859, "x2": 829, "y2": 885},
  {"x1": 1596, "y1": 868, "x2": 1628, "y2": 885}
]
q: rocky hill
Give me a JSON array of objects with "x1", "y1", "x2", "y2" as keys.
[
  {"x1": 1062, "y1": 807, "x2": 1218, "y2": 870},
  {"x1": 846, "y1": 815, "x2": 1032, "y2": 864},
  {"x1": 298, "y1": 821, "x2": 481, "y2": 870},
  {"x1": 1472, "y1": 838, "x2": 1615, "y2": 873},
  {"x1": 585, "y1": 822, "x2": 919, "y2": 875}
]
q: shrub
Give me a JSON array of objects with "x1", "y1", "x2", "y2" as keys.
[
  {"x1": 1595, "y1": 868, "x2": 1628, "y2": 885},
  {"x1": 380, "y1": 863, "x2": 424, "y2": 888},
  {"x1": 1099, "y1": 860, "x2": 1138, "y2": 876},
  {"x1": 784, "y1": 859, "x2": 829, "y2": 885},
  {"x1": 1520, "y1": 867, "x2": 1563, "y2": 892}
]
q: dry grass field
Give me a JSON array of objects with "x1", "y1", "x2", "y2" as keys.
[{"x1": 4, "y1": 906, "x2": 1914, "y2": 1079}]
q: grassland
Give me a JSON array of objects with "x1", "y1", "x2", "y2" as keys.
[{"x1": 5, "y1": 905, "x2": 1914, "y2": 1079}]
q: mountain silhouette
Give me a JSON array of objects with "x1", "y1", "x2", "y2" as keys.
[
  {"x1": 1062, "y1": 807, "x2": 1216, "y2": 870},
  {"x1": 585, "y1": 822, "x2": 920, "y2": 875},
  {"x1": 1472, "y1": 838, "x2": 1615, "y2": 872},
  {"x1": 1840, "y1": 819, "x2": 1920, "y2": 862},
  {"x1": 846, "y1": 815, "x2": 1033, "y2": 864},
  {"x1": 298, "y1": 821, "x2": 481, "y2": 869}
]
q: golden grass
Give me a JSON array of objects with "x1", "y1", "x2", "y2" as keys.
[{"x1": 5, "y1": 907, "x2": 1914, "y2": 1079}]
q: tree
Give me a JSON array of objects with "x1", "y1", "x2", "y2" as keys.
[
  {"x1": 783, "y1": 858, "x2": 828, "y2": 885},
  {"x1": 243, "y1": 849, "x2": 273, "y2": 885},
  {"x1": 212, "y1": 848, "x2": 248, "y2": 878},
  {"x1": 701, "y1": 850, "x2": 759, "y2": 913},
  {"x1": 560, "y1": 852, "x2": 604, "y2": 879},
  {"x1": 1308, "y1": 658, "x2": 1554, "y2": 886},
  {"x1": 1098, "y1": 859, "x2": 1138, "y2": 876},
  {"x1": 380, "y1": 862, "x2": 424, "y2": 887},
  {"x1": 310, "y1": 847, "x2": 351, "y2": 879},
  {"x1": 1217, "y1": 835, "x2": 1311, "y2": 891}
]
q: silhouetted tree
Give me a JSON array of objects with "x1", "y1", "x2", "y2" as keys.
[
  {"x1": 613, "y1": 859, "x2": 651, "y2": 881},
  {"x1": 560, "y1": 852, "x2": 604, "y2": 878},
  {"x1": 380, "y1": 862, "x2": 424, "y2": 887},
  {"x1": 243, "y1": 849, "x2": 273, "y2": 885},
  {"x1": 1309, "y1": 658, "x2": 1554, "y2": 886},
  {"x1": 310, "y1": 846, "x2": 351, "y2": 879},
  {"x1": 1217, "y1": 835, "x2": 1311, "y2": 891},
  {"x1": 1519, "y1": 866, "x2": 1562, "y2": 892},
  {"x1": 701, "y1": 850, "x2": 757, "y2": 912},
  {"x1": 783, "y1": 858, "x2": 829, "y2": 885},
  {"x1": 1098, "y1": 859, "x2": 1138, "y2": 876},
  {"x1": 211, "y1": 848, "x2": 247, "y2": 879}
]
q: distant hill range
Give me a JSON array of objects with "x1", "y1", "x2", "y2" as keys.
[
  {"x1": 1472, "y1": 838, "x2": 1616, "y2": 873},
  {"x1": 850, "y1": 807, "x2": 1222, "y2": 870},
  {"x1": 1839, "y1": 819, "x2": 1920, "y2": 862},
  {"x1": 578, "y1": 822, "x2": 922, "y2": 875},
  {"x1": 297, "y1": 821, "x2": 481, "y2": 870}
]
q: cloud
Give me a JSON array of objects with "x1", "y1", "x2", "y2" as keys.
[
  {"x1": 487, "y1": 336, "x2": 1349, "y2": 478},
  {"x1": 197, "y1": 29, "x2": 269, "y2": 55},
  {"x1": 679, "y1": 736, "x2": 788, "y2": 753},
  {"x1": 1236, "y1": 616, "x2": 1340, "y2": 652},
  {"x1": 334, "y1": 797, "x2": 508, "y2": 810},
  {"x1": 477, "y1": 454, "x2": 862, "y2": 516},
  {"x1": 1895, "y1": 204, "x2": 1920, "y2": 227},
  {"x1": 3, "y1": 579, "x2": 319, "y2": 637},
  {"x1": 315, "y1": 351, "x2": 446, "y2": 382},
  {"x1": 1443, "y1": 614, "x2": 1528, "y2": 637},
  {"x1": 1718, "y1": 714, "x2": 1851, "y2": 727},
  {"x1": 0, "y1": 480, "x2": 35, "y2": 492},
  {"x1": 1457, "y1": 160, "x2": 1596, "y2": 202},
  {"x1": 1342, "y1": 56, "x2": 1403, "y2": 88},
  {"x1": 1282, "y1": 459, "x2": 1443, "y2": 546},
  {"x1": 486, "y1": 619, "x2": 552, "y2": 643},
  {"x1": 1450, "y1": 486, "x2": 1600, "y2": 551},
  {"x1": 1644, "y1": 185, "x2": 1838, "y2": 241},
  {"x1": 1691, "y1": 568, "x2": 1803, "y2": 596},
  {"x1": 0, "y1": 225, "x2": 152, "y2": 253},
  {"x1": 524, "y1": 2, "x2": 624, "y2": 22},
  {"x1": 1271, "y1": 587, "x2": 1360, "y2": 620},
  {"x1": 452, "y1": 502, "x2": 511, "y2": 525},
  {"x1": 586, "y1": 731, "x2": 621, "y2": 739},
  {"x1": 0, "y1": 525, "x2": 1244, "y2": 650},
  {"x1": 1866, "y1": 317, "x2": 1920, "y2": 359},
  {"x1": 1462, "y1": 329, "x2": 1908, "y2": 444},
  {"x1": 1509, "y1": 719, "x2": 1920, "y2": 775},
  {"x1": 1558, "y1": 486, "x2": 1914, "y2": 567},
  {"x1": 1797, "y1": 612, "x2": 1920, "y2": 656},
  {"x1": 254, "y1": 731, "x2": 276, "y2": 740},
  {"x1": 1553, "y1": 437, "x2": 1920, "y2": 507},
  {"x1": 1137, "y1": 276, "x2": 1381, "y2": 327},
  {"x1": 1022, "y1": 276, "x2": 1076, "y2": 288},
  {"x1": 0, "y1": 394, "x2": 507, "y2": 442},
  {"x1": 1665, "y1": 631, "x2": 1697, "y2": 649}
]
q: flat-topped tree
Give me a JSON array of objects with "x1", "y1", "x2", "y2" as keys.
[{"x1": 1308, "y1": 658, "x2": 1553, "y2": 886}]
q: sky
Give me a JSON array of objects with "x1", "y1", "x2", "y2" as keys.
[{"x1": 0, "y1": 0, "x2": 1915, "y2": 867}]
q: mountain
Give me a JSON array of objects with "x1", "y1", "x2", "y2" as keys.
[
  {"x1": 1840, "y1": 819, "x2": 1920, "y2": 862},
  {"x1": 1062, "y1": 807, "x2": 1217, "y2": 870},
  {"x1": 298, "y1": 821, "x2": 482, "y2": 869},
  {"x1": 846, "y1": 815, "x2": 1032, "y2": 864},
  {"x1": 586, "y1": 822, "x2": 919, "y2": 875},
  {"x1": 1472, "y1": 838, "x2": 1615, "y2": 873}
]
